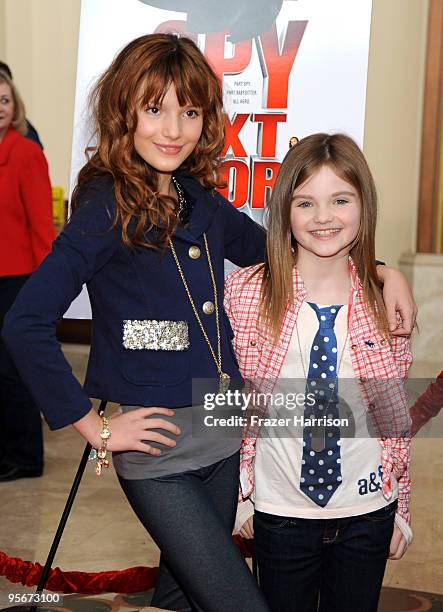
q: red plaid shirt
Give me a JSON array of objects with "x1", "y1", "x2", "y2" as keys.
[{"x1": 225, "y1": 259, "x2": 413, "y2": 524}]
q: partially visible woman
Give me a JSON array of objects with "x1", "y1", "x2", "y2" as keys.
[
  {"x1": 0, "y1": 63, "x2": 43, "y2": 148},
  {"x1": 0, "y1": 71, "x2": 55, "y2": 481}
]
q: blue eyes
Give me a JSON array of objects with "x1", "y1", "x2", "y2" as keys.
[{"x1": 297, "y1": 199, "x2": 349, "y2": 208}]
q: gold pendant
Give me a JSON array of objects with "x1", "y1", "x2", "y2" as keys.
[{"x1": 219, "y1": 372, "x2": 230, "y2": 394}]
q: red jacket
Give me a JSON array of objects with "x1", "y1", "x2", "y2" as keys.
[
  {"x1": 410, "y1": 371, "x2": 443, "y2": 436},
  {"x1": 0, "y1": 127, "x2": 55, "y2": 276}
]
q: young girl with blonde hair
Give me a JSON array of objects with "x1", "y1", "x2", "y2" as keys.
[{"x1": 226, "y1": 133, "x2": 413, "y2": 612}]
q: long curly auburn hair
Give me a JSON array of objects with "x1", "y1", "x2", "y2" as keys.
[{"x1": 71, "y1": 33, "x2": 226, "y2": 250}]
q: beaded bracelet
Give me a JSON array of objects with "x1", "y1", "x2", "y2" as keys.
[{"x1": 88, "y1": 415, "x2": 111, "y2": 475}]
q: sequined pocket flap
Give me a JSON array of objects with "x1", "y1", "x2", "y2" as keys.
[{"x1": 123, "y1": 320, "x2": 189, "y2": 351}]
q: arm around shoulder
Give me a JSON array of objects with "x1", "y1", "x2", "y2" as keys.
[
  {"x1": 378, "y1": 265, "x2": 417, "y2": 335},
  {"x1": 216, "y1": 193, "x2": 266, "y2": 267}
]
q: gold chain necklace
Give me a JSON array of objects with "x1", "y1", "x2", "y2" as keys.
[{"x1": 169, "y1": 233, "x2": 230, "y2": 393}]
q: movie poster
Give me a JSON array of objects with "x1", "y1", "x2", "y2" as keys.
[{"x1": 67, "y1": 0, "x2": 372, "y2": 318}]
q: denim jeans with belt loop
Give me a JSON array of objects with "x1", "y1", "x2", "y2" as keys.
[{"x1": 254, "y1": 500, "x2": 397, "y2": 612}]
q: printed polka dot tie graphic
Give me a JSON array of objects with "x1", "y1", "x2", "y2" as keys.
[{"x1": 300, "y1": 303, "x2": 343, "y2": 507}]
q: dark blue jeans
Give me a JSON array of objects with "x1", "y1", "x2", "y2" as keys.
[
  {"x1": 118, "y1": 451, "x2": 270, "y2": 612},
  {"x1": 254, "y1": 501, "x2": 397, "y2": 612}
]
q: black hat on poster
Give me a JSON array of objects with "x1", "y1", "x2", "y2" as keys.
[{"x1": 137, "y1": 0, "x2": 284, "y2": 42}]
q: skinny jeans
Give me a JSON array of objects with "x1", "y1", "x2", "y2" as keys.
[{"x1": 118, "y1": 451, "x2": 270, "y2": 612}]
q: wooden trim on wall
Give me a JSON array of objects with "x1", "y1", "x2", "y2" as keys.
[{"x1": 417, "y1": 0, "x2": 443, "y2": 253}]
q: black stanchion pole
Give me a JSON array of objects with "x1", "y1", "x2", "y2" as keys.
[{"x1": 29, "y1": 400, "x2": 107, "y2": 612}]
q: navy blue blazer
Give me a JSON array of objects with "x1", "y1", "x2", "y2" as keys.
[{"x1": 2, "y1": 174, "x2": 266, "y2": 430}]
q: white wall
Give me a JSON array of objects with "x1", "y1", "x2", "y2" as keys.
[
  {"x1": 364, "y1": 0, "x2": 428, "y2": 265},
  {"x1": 0, "y1": 2, "x2": 6, "y2": 60},
  {"x1": 2, "y1": 0, "x2": 81, "y2": 192}
]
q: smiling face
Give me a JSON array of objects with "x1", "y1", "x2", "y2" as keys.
[
  {"x1": 0, "y1": 81, "x2": 14, "y2": 141},
  {"x1": 133, "y1": 83, "x2": 203, "y2": 191},
  {"x1": 290, "y1": 164, "x2": 361, "y2": 262}
]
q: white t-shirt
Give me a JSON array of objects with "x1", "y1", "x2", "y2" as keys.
[{"x1": 253, "y1": 301, "x2": 398, "y2": 519}]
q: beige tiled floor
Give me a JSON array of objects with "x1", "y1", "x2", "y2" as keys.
[{"x1": 0, "y1": 344, "x2": 442, "y2": 603}]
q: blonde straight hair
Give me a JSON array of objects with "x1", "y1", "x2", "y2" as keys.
[
  {"x1": 0, "y1": 71, "x2": 27, "y2": 135},
  {"x1": 260, "y1": 132, "x2": 388, "y2": 340}
]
